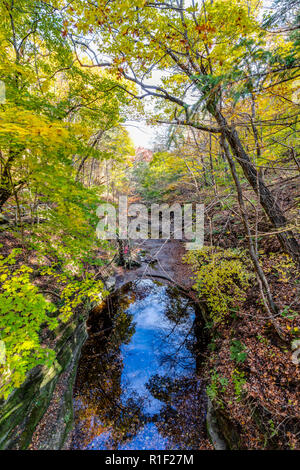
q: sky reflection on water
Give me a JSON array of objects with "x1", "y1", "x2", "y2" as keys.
[{"x1": 72, "y1": 280, "x2": 207, "y2": 450}]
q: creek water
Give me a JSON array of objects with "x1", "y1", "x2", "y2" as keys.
[{"x1": 72, "y1": 279, "x2": 207, "y2": 450}]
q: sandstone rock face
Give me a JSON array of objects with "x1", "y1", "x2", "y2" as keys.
[{"x1": 0, "y1": 309, "x2": 89, "y2": 450}]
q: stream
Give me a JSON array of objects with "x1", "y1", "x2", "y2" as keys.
[{"x1": 72, "y1": 279, "x2": 207, "y2": 450}]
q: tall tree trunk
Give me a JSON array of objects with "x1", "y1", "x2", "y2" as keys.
[
  {"x1": 221, "y1": 138, "x2": 283, "y2": 338},
  {"x1": 212, "y1": 107, "x2": 300, "y2": 262},
  {"x1": 116, "y1": 236, "x2": 126, "y2": 266}
]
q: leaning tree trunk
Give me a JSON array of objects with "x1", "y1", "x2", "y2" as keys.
[
  {"x1": 0, "y1": 186, "x2": 12, "y2": 212},
  {"x1": 212, "y1": 107, "x2": 300, "y2": 262},
  {"x1": 222, "y1": 138, "x2": 284, "y2": 338},
  {"x1": 0, "y1": 148, "x2": 24, "y2": 212}
]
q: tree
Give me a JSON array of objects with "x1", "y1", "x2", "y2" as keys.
[
  {"x1": 66, "y1": 0, "x2": 299, "y2": 261},
  {"x1": 0, "y1": 0, "x2": 136, "y2": 397}
]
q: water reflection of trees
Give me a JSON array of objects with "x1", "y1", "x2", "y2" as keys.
[
  {"x1": 164, "y1": 286, "x2": 192, "y2": 325},
  {"x1": 158, "y1": 285, "x2": 206, "y2": 372},
  {"x1": 72, "y1": 282, "x2": 207, "y2": 450},
  {"x1": 73, "y1": 289, "x2": 146, "y2": 449},
  {"x1": 146, "y1": 375, "x2": 207, "y2": 450},
  {"x1": 145, "y1": 286, "x2": 207, "y2": 450}
]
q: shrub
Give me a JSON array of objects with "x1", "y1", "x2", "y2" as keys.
[
  {"x1": 230, "y1": 339, "x2": 247, "y2": 363},
  {"x1": 0, "y1": 249, "x2": 106, "y2": 399},
  {"x1": 184, "y1": 246, "x2": 253, "y2": 324},
  {"x1": 207, "y1": 370, "x2": 228, "y2": 404},
  {"x1": 231, "y1": 369, "x2": 247, "y2": 400},
  {"x1": 0, "y1": 250, "x2": 58, "y2": 399}
]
